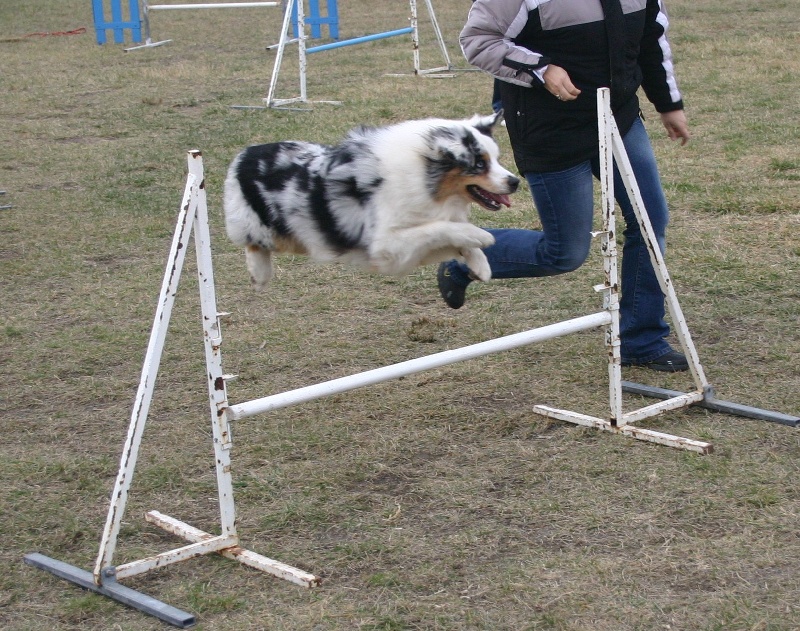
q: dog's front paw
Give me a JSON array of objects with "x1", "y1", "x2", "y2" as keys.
[
  {"x1": 475, "y1": 229, "x2": 496, "y2": 249},
  {"x1": 456, "y1": 225, "x2": 495, "y2": 249},
  {"x1": 461, "y1": 248, "x2": 492, "y2": 282}
]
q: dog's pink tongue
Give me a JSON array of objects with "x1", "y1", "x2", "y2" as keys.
[{"x1": 488, "y1": 192, "x2": 512, "y2": 207}]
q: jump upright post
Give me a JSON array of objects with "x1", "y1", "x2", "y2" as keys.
[
  {"x1": 23, "y1": 90, "x2": 798, "y2": 627},
  {"x1": 263, "y1": 0, "x2": 453, "y2": 108}
]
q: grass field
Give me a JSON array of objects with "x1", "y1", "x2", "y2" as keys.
[{"x1": 1, "y1": 1, "x2": 799, "y2": 629}]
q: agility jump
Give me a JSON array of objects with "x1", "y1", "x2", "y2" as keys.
[
  {"x1": 91, "y1": 0, "x2": 283, "y2": 48},
  {"x1": 23, "y1": 90, "x2": 798, "y2": 627},
  {"x1": 91, "y1": 0, "x2": 452, "y2": 106},
  {"x1": 264, "y1": 0, "x2": 453, "y2": 108},
  {"x1": 133, "y1": 0, "x2": 281, "y2": 50}
]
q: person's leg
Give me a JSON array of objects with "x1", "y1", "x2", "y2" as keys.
[
  {"x1": 438, "y1": 161, "x2": 595, "y2": 307},
  {"x1": 593, "y1": 117, "x2": 680, "y2": 365}
]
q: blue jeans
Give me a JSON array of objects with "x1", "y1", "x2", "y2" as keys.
[{"x1": 446, "y1": 117, "x2": 672, "y2": 363}]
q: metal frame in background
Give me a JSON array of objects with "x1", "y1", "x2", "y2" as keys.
[
  {"x1": 261, "y1": 0, "x2": 453, "y2": 109},
  {"x1": 125, "y1": 1, "x2": 280, "y2": 52},
  {"x1": 23, "y1": 89, "x2": 797, "y2": 627}
]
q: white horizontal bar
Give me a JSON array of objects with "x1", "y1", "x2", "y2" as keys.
[
  {"x1": 148, "y1": 2, "x2": 279, "y2": 10},
  {"x1": 124, "y1": 39, "x2": 171, "y2": 51},
  {"x1": 230, "y1": 312, "x2": 612, "y2": 420}
]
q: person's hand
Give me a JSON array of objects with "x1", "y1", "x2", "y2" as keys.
[
  {"x1": 660, "y1": 109, "x2": 690, "y2": 145},
  {"x1": 542, "y1": 65, "x2": 581, "y2": 101}
]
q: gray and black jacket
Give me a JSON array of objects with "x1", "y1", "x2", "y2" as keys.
[{"x1": 461, "y1": 0, "x2": 684, "y2": 172}]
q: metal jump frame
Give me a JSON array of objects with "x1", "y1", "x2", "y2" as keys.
[
  {"x1": 263, "y1": 0, "x2": 452, "y2": 108},
  {"x1": 125, "y1": 0, "x2": 281, "y2": 51},
  {"x1": 24, "y1": 90, "x2": 797, "y2": 627}
]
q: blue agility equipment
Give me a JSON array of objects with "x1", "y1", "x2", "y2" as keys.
[
  {"x1": 92, "y1": 0, "x2": 143, "y2": 44},
  {"x1": 94, "y1": 1, "x2": 284, "y2": 49},
  {"x1": 291, "y1": 0, "x2": 339, "y2": 40}
]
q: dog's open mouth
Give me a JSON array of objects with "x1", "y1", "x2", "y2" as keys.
[{"x1": 467, "y1": 185, "x2": 512, "y2": 211}]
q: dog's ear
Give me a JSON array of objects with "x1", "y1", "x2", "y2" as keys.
[
  {"x1": 425, "y1": 127, "x2": 474, "y2": 173},
  {"x1": 468, "y1": 110, "x2": 503, "y2": 138}
]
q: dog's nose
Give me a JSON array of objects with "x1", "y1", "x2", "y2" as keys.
[{"x1": 507, "y1": 175, "x2": 520, "y2": 193}]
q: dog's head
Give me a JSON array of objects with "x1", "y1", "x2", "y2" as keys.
[{"x1": 423, "y1": 111, "x2": 520, "y2": 210}]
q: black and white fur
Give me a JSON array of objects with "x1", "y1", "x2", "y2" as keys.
[{"x1": 223, "y1": 112, "x2": 519, "y2": 290}]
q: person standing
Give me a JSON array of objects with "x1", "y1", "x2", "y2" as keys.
[{"x1": 439, "y1": 0, "x2": 691, "y2": 372}]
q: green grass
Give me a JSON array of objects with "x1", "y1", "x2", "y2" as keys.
[{"x1": 1, "y1": 1, "x2": 799, "y2": 630}]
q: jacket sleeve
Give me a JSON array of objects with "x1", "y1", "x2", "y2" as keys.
[
  {"x1": 639, "y1": 0, "x2": 684, "y2": 112},
  {"x1": 460, "y1": 0, "x2": 549, "y2": 87}
]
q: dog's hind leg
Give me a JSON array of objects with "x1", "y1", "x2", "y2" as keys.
[{"x1": 245, "y1": 244, "x2": 274, "y2": 291}]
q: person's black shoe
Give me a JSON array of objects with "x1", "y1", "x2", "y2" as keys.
[
  {"x1": 622, "y1": 349, "x2": 689, "y2": 372},
  {"x1": 437, "y1": 262, "x2": 467, "y2": 309}
]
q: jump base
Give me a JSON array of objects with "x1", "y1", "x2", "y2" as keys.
[
  {"x1": 622, "y1": 381, "x2": 799, "y2": 428},
  {"x1": 23, "y1": 553, "x2": 196, "y2": 628}
]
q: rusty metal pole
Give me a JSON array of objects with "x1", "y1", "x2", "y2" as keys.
[
  {"x1": 92, "y1": 162, "x2": 201, "y2": 586},
  {"x1": 607, "y1": 112, "x2": 710, "y2": 394},
  {"x1": 189, "y1": 151, "x2": 238, "y2": 540},
  {"x1": 531, "y1": 89, "x2": 712, "y2": 454},
  {"x1": 596, "y1": 88, "x2": 624, "y2": 427},
  {"x1": 410, "y1": 0, "x2": 420, "y2": 74}
]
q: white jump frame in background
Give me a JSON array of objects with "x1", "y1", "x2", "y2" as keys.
[
  {"x1": 126, "y1": 0, "x2": 280, "y2": 51},
  {"x1": 24, "y1": 90, "x2": 798, "y2": 627},
  {"x1": 264, "y1": 0, "x2": 452, "y2": 108}
]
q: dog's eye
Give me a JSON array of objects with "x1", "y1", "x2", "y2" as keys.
[{"x1": 475, "y1": 158, "x2": 486, "y2": 171}]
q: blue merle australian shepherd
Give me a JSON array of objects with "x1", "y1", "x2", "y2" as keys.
[{"x1": 223, "y1": 112, "x2": 519, "y2": 290}]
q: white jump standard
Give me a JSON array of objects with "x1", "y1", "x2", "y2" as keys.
[
  {"x1": 263, "y1": 0, "x2": 452, "y2": 108},
  {"x1": 23, "y1": 90, "x2": 797, "y2": 627},
  {"x1": 125, "y1": 0, "x2": 281, "y2": 51}
]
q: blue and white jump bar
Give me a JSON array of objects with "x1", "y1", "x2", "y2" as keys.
[{"x1": 305, "y1": 26, "x2": 413, "y2": 54}]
